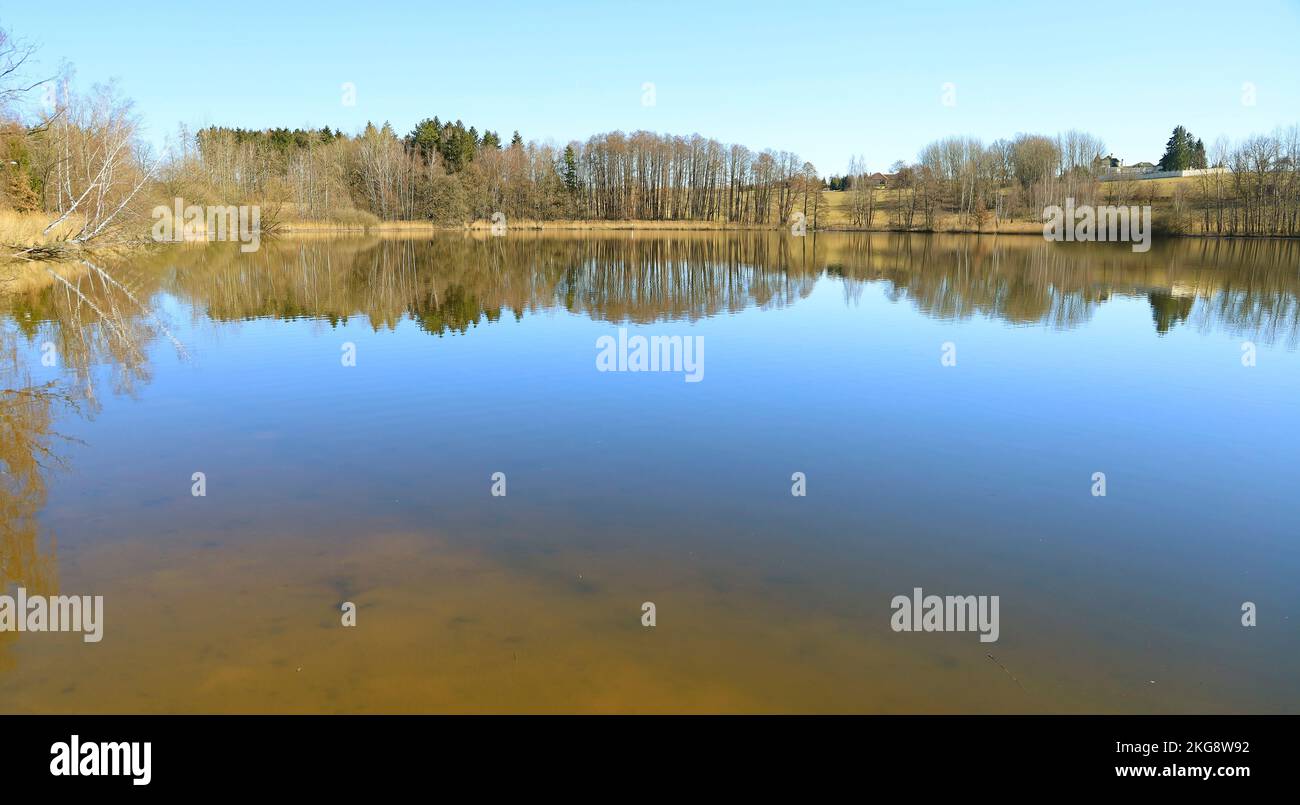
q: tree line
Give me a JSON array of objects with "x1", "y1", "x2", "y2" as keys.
[
  {"x1": 1187, "y1": 129, "x2": 1300, "y2": 236},
  {"x1": 837, "y1": 130, "x2": 1110, "y2": 231},
  {"x1": 0, "y1": 19, "x2": 1297, "y2": 242},
  {"x1": 175, "y1": 120, "x2": 826, "y2": 227},
  {"x1": 836, "y1": 125, "x2": 1299, "y2": 236}
]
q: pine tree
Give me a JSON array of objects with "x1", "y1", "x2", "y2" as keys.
[
  {"x1": 511, "y1": 130, "x2": 524, "y2": 148},
  {"x1": 1192, "y1": 138, "x2": 1207, "y2": 170},
  {"x1": 1158, "y1": 125, "x2": 1200, "y2": 171},
  {"x1": 562, "y1": 145, "x2": 579, "y2": 193},
  {"x1": 406, "y1": 119, "x2": 442, "y2": 161}
]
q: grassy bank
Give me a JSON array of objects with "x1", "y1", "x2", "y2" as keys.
[
  {"x1": 813, "y1": 175, "x2": 1291, "y2": 237},
  {"x1": 0, "y1": 210, "x2": 155, "y2": 292},
  {"x1": 4, "y1": 179, "x2": 1291, "y2": 291},
  {"x1": 0, "y1": 210, "x2": 87, "y2": 260}
]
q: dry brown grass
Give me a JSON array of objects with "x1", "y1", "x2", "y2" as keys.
[
  {"x1": 1, "y1": 210, "x2": 89, "y2": 273},
  {"x1": 0, "y1": 209, "x2": 83, "y2": 246},
  {"x1": 818, "y1": 181, "x2": 1242, "y2": 235},
  {"x1": 0, "y1": 210, "x2": 148, "y2": 288},
  {"x1": 272, "y1": 206, "x2": 382, "y2": 231},
  {"x1": 1098, "y1": 175, "x2": 1202, "y2": 202},
  {"x1": 816, "y1": 189, "x2": 1048, "y2": 234}
]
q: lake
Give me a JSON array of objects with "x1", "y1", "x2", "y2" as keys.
[{"x1": 1, "y1": 231, "x2": 1297, "y2": 713}]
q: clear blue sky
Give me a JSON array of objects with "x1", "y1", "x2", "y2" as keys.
[{"x1": 5, "y1": 0, "x2": 1298, "y2": 174}]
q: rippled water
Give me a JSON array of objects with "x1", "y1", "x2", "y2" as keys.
[{"x1": 1, "y1": 232, "x2": 1297, "y2": 713}]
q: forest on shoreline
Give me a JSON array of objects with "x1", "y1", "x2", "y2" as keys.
[{"x1": 1, "y1": 20, "x2": 1299, "y2": 270}]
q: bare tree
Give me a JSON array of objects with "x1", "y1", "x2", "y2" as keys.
[{"x1": 37, "y1": 83, "x2": 160, "y2": 243}]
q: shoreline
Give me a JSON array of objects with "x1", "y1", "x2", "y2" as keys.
[
  {"x1": 4, "y1": 223, "x2": 1296, "y2": 280},
  {"x1": 277, "y1": 218, "x2": 1300, "y2": 239}
]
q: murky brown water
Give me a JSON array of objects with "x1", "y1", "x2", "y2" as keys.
[{"x1": 2, "y1": 232, "x2": 1298, "y2": 712}]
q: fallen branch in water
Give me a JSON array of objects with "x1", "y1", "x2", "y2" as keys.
[{"x1": 7, "y1": 242, "x2": 78, "y2": 261}]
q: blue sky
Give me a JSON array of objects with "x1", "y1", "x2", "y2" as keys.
[{"x1": 4, "y1": 0, "x2": 1299, "y2": 174}]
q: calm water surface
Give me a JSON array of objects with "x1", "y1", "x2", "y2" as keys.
[{"x1": 1, "y1": 232, "x2": 1297, "y2": 713}]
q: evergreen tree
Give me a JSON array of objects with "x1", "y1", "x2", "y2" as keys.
[
  {"x1": 406, "y1": 117, "x2": 514, "y2": 168},
  {"x1": 511, "y1": 130, "x2": 524, "y2": 148},
  {"x1": 562, "y1": 145, "x2": 579, "y2": 193},
  {"x1": 1158, "y1": 125, "x2": 1200, "y2": 171},
  {"x1": 407, "y1": 118, "x2": 442, "y2": 161},
  {"x1": 444, "y1": 121, "x2": 476, "y2": 171}
]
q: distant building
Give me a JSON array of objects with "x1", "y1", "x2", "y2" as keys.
[
  {"x1": 1096, "y1": 159, "x2": 1229, "y2": 182},
  {"x1": 1095, "y1": 157, "x2": 1162, "y2": 180}
]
